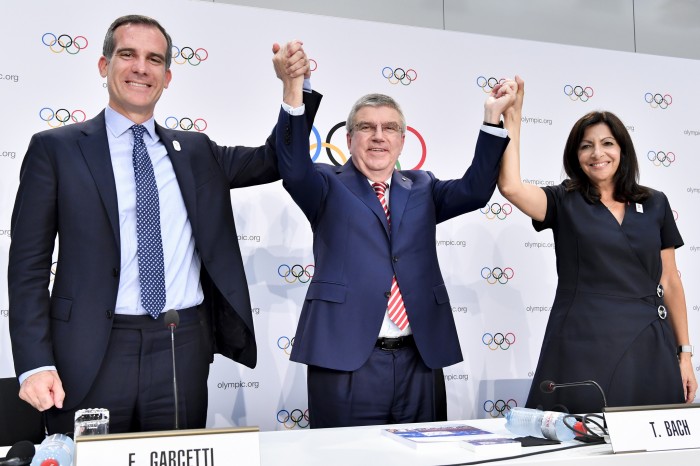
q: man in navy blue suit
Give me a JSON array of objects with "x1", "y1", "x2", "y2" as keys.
[
  {"x1": 275, "y1": 78, "x2": 517, "y2": 427},
  {"x1": 9, "y1": 14, "x2": 321, "y2": 434}
]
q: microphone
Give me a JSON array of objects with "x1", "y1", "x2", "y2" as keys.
[
  {"x1": 0, "y1": 440, "x2": 35, "y2": 465},
  {"x1": 164, "y1": 309, "x2": 180, "y2": 429},
  {"x1": 540, "y1": 379, "x2": 608, "y2": 408}
]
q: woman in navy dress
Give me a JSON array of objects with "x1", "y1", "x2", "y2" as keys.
[{"x1": 496, "y1": 77, "x2": 697, "y2": 414}]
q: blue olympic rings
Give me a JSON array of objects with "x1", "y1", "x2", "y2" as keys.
[
  {"x1": 483, "y1": 399, "x2": 517, "y2": 418},
  {"x1": 277, "y1": 409, "x2": 309, "y2": 429},
  {"x1": 165, "y1": 116, "x2": 207, "y2": 132},
  {"x1": 480, "y1": 202, "x2": 513, "y2": 220},
  {"x1": 278, "y1": 264, "x2": 315, "y2": 284},
  {"x1": 481, "y1": 267, "x2": 514, "y2": 284},
  {"x1": 644, "y1": 92, "x2": 672, "y2": 109},
  {"x1": 647, "y1": 150, "x2": 675, "y2": 167},
  {"x1": 476, "y1": 76, "x2": 505, "y2": 93},
  {"x1": 172, "y1": 46, "x2": 208, "y2": 66},
  {"x1": 382, "y1": 67, "x2": 418, "y2": 86},
  {"x1": 42, "y1": 33, "x2": 88, "y2": 54},
  {"x1": 277, "y1": 336, "x2": 294, "y2": 356},
  {"x1": 564, "y1": 84, "x2": 594, "y2": 102},
  {"x1": 39, "y1": 107, "x2": 86, "y2": 128},
  {"x1": 482, "y1": 332, "x2": 516, "y2": 350}
]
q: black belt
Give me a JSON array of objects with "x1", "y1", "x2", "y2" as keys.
[{"x1": 375, "y1": 335, "x2": 415, "y2": 350}]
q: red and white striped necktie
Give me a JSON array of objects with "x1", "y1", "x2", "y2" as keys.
[{"x1": 372, "y1": 182, "x2": 409, "y2": 330}]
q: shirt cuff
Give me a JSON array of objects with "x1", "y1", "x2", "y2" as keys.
[
  {"x1": 19, "y1": 366, "x2": 57, "y2": 385},
  {"x1": 481, "y1": 124, "x2": 509, "y2": 138}
]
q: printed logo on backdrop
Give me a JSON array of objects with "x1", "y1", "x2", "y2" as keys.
[
  {"x1": 165, "y1": 116, "x2": 207, "y2": 132},
  {"x1": 382, "y1": 67, "x2": 418, "y2": 86},
  {"x1": 476, "y1": 76, "x2": 505, "y2": 93},
  {"x1": 482, "y1": 332, "x2": 516, "y2": 350},
  {"x1": 645, "y1": 92, "x2": 672, "y2": 109},
  {"x1": 277, "y1": 336, "x2": 294, "y2": 357},
  {"x1": 50, "y1": 261, "x2": 57, "y2": 284},
  {"x1": 564, "y1": 84, "x2": 594, "y2": 102},
  {"x1": 0, "y1": 149, "x2": 17, "y2": 160},
  {"x1": 444, "y1": 373, "x2": 469, "y2": 383},
  {"x1": 647, "y1": 150, "x2": 675, "y2": 168},
  {"x1": 278, "y1": 264, "x2": 314, "y2": 284},
  {"x1": 40, "y1": 108, "x2": 86, "y2": 128},
  {"x1": 171, "y1": 46, "x2": 208, "y2": 66},
  {"x1": 277, "y1": 409, "x2": 309, "y2": 429},
  {"x1": 483, "y1": 399, "x2": 517, "y2": 418},
  {"x1": 480, "y1": 202, "x2": 513, "y2": 220},
  {"x1": 310, "y1": 123, "x2": 426, "y2": 170},
  {"x1": 42, "y1": 33, "x2": 88, "y2": 55},
  {"x1": 673, "y1": 210, "x2": 679, "y2": 221},
  {"x1": 481, "y1": 267, "x2": 514, "y2": 284}
]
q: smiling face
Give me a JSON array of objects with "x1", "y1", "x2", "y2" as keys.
[
  {"x1": 98, "y1": 23, "x2": 171, "y2": 123},
  {"x1": 347, "y1": 105, "x2": 405, "y2": 182},
  {"x1": 577, "y1": 122, "x2": 621, "y2": 188}
]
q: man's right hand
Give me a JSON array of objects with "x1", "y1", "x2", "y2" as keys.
[{"x1": 19, "y1": 370, "x2": 65, "y2": 411}]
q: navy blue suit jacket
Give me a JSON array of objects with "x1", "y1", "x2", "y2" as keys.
[
  {"x1": 8, "y1": 91, "x2": 322, "y2": 409},
  {"x1": 277, "y1": 123, "x2": 509, "y2": 371}
]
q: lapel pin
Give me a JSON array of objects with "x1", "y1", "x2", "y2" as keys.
[
  {"x1": 173, "y1": 140, "x2": 181, "y2": 152},
  {"x1": 635, "y1": 203, "x2": 643, "y2": 213}
]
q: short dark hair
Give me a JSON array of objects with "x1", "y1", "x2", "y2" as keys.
[
  {"x1": 102, "y1": 15, "x2": 173, "y2": 69},
  {"x1": 563, "y1": 111, "x2": 649, "y2": 203}
]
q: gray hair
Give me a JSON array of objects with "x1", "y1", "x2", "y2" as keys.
[
  {"x1": 346, "y1": 93, "x2": 407, "y2": 135},
  {"x1": 103, "y1": 15, "x2": 173, "y2": 69}
]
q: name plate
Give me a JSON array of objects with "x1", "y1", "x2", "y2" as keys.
[
  {"x1": 604, "y1": 403, "x2": 700, "y2": 453},
  {"x1": 75, "y1": 427, "x2": 260, "y2": 465}
]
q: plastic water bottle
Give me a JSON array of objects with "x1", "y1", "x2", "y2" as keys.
[
  {"x1": 30, "y1": 433, "x2": 74, "y2": 466},
  {"x1": 505, "y1": 407, "x2": 576, "y2": 441}
]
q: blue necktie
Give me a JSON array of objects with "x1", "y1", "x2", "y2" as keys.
[{"x1": 131, "y1": 124, "x2": 166, "y2": 319}]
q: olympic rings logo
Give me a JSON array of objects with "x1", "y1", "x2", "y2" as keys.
[
  {"x1": 310, "y1": 123, "x2": 427, "y2": 170},
  {"x1": 476, "y1": 76, "x2": 505, "y2": 93},
  {"x1": 277, "y1": 336, "x2": 294, "y2": 356},
  {"x1": 481, "y1": 267, "x2": 514, "y2": 284},
  {"x1": 278, "y1": 264, "x2": 314, "y2": 284},
  {"x1": 645, "y1": 92, "x2": 672, "y2": 109},
  {"x1": 382, "y1": 67, "x2": 418, "y2": 86},
  {"x1": 309, "y1": 59, "x2": 318, "y2": 72},
  {"x1": 482, "y1": 332, "x2": 516, "y2": 350},
  {"x1": 564, "y1": 84, "x2": 594, "y2": 102},
  {"x1": 172, "y1": 46, "x2": 208, "y2": 66},
  {"x1": 50, "y1": 261, "x2": 58, "y2": 284},
  {"x1": 165, "y1": 116, "x2": 207, "y2": 132},
  {"x1": 673, "y1": 210, "x2": 679, "y2": 221},
  {"x1": 42, "y1": 33, "x2": 88, "y2": 54},
  {"x1": 483, "y1": 399, "x2": 517, "y2": 418},
  {"x1": 39, "y1": 107, "x2": 86, "y2": 128},
  {"x1": 277, "y1": 409, "x2": 309, "y2": 429},
  {"x1": 480, "y1": 202, "x2": 513, "y2": 220},
  {"x1": 647, "y1": 150, "x2": 675, "y2": 167}
]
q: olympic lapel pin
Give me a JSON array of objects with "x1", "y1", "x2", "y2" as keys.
[
  {"x1": 173, "y1": 140, "x2": 181, "y2": 152},
  {"x1": 635, "y1": 203, "x2": 643, "y2": 213}
]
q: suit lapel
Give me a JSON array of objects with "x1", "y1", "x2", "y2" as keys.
[
  {"x1": 77, "y1": 111, "x2": 120, "y2": 246},
  {"x1": 156, "y1": 126, "x2": 198, "y2": 231},
  {"x1": 338, "y1": 159, "x2": 390, "y2": 236},
  {"x1": 390, "y1": 171, "x2": 412, "y2": 237}
]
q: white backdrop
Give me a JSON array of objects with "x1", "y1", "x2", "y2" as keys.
[{"x1": 0, "y1": 0, "x2": 698, "y2": 432}]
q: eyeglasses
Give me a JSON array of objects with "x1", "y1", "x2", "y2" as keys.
[{"x1": 353, "y1": 122, "x2": 402, "y2": 135}]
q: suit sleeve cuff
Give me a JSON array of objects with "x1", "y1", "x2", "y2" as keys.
[{"x1": 480, "y1": 124, "x2": 509, "y2": 138}]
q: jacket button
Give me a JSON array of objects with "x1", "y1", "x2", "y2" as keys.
[
  {"x1": 105, "y1": 310, "x2": 114, "y2": 319},
  {"x1": 384, "y1": 291, "x2": 391, "y2": 298},
  {"x1": 393, "y1": 256, "x2": 399, "y2": 263},
  {"x1": 112, "y1": 268, "x2": 118, "y2": 277}
]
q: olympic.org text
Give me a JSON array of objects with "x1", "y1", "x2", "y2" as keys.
[
  {"x1": 687, "y1": 188, "x2": 700, "y2": 195},
  {"x1": 521, "y1": 115, "x2": 552, "y2": 126},
  {"x1": 251, "y1": 307, "x2": 260, "y2": 315},
  {"x1": 526, "y1": 305, "x2": 552, "y2": 313},
  {"x1": 689, "y1": 246, "x2": 700, "y2": 253},
  {"x1": 444, "y1": 373, "x2": 469, "y2": 382},
  {"x1": 0, "y1": 229, "x2": 11, "y2": 237},
  {"x1": 1, "y1": 150, "x2": 17, "y2": 159},
  {"x1": 237, "y1": 234, "x2": 261, "y2": 243},
  {"x1": 625, "y1": 125, "x2": 635, "y2": 133},
  {"x1": 217, "y1": 380, "x2": 260, "y2": 390},
  {"x1": 0, "y1": 309, "x2": 8, "y2": 318},
  {"x1": 684, "y1": 129, "x2": 700, "y2": 136},
  {"x1": 524, "y1": 241, "x2": 554, "y2": 249},
  {"x1": 0, "y1": 73, "x2": 19, "y2": 83},
  {"x1": 522, "y1": 179, "x2": 556, "y2": 187},
  {"x1": 452, "y1": 306, "x2": 468, "y2": 314},
  {"x1": 436, "y1": 240, "x2": 466, "y2": 247}
]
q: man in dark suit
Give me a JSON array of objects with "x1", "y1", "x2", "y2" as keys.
[
  {"x1": 275, "y1": 85, "x2": 516, "y2": 427},
  {"x1": 8, "y1": 14, "x2": 321, "y2": 434}
]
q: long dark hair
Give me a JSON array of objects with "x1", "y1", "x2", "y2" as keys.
[{"x1": 563, "y1": 111, "x2": 649, "y2": 203}]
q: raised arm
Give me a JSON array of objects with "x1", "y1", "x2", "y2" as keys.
[{"x1": 497, "y1": 76, "x2": 547, "y2": 222}]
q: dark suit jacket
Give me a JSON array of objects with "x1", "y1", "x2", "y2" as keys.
[
  {"x1": 8, "y1": 91, "x2": 322, "y2": 410},
  {"x1": 277, "y1": 123, "x2": 509, "y2": 371}
]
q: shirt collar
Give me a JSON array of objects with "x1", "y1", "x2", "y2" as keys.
[{"x1": 105, "y1": 106, "x2": 157, "y2": 140}]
